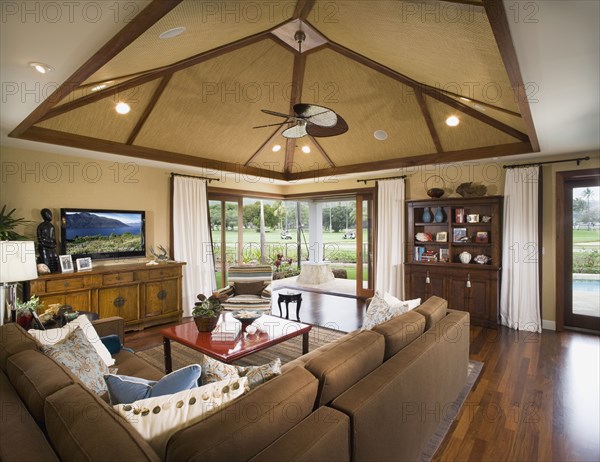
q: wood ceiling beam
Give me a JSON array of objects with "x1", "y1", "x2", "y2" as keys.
[
  {"x1": 284, "y1": 52, "x2": 307, "y2": 174},
  {"x1": 19, "y1": 127, "x2": 287, "y2": 181},
  {"x1": 244, "y1": 127, "x2": 283, "y2": 166},
  {"x1": 126, "y1": 75, "x2": 172, "y2": 145},
  {"x1": 35, "y1": 30, "x2": 273, "y2": 124},
  {"x1": 293, "y1": 0, "x2": 316, "y2": 20},
  {"x1": 310, "y1": 137, "x2": 336, "y2": 168},
  {"x1": 439, "y1": 0, "x2": 485, "y2": 7},
  {"x1": 415, "y1": 89, "x2": 443, "y2": 154},
  {"x1": 483, "y1": 0, "x2": 540, "y2": 151},
  {"x1": 287, "y1": 142, "x2": 533, "y2": 181},
  {"x1": 9, "y1": 0, "x2": 183, "y2": 137},
  {"x1": 325, "y1": 41, "x2": 530, "y2": 143}
]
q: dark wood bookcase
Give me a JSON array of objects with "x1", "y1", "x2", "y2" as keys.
[{"x1": 405, "y1": 196, "x2": 503, "y2": 328}]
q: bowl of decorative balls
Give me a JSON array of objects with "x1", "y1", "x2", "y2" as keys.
[{"x1": 231, "y1": 310, "x2": 263, "y2": 332}]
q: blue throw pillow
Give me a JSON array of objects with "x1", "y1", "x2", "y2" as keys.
[
  {"x1": 100, "y1": 334, "x2": 122, "y2": 355},
  {"x1": 104, "y1": 364, "x2": 201, "y2": 405}
]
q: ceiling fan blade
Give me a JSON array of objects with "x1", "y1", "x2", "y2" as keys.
[
  {"x1": 252, "y1": 121, "x2": 291, "y2": 129},
  {"x1": 261, "y1": 109, "x2": 292, "y2": 119},
  {"x1": 306, "y1": 115, "x2": 349, "y2": 137},
  {"x1": 293, "y1": 103, "x2": 337, "y2": 127},
  {"x1": 282, "y1": 123, "x2": 308, "y2": 139}
]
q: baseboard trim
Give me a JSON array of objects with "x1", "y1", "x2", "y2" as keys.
[{"x1": 542, "y1": 320, "x2": 556, "y2": 331}]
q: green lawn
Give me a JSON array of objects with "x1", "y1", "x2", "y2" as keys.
[
  {"x1": 216, "y1": 228, "x2": 367, "y2": 245},
  {"x1": 573, "y1": 229, "x2": 600, "y2": 243}
]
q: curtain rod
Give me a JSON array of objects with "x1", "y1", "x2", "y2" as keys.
[
  {"x1": 171, "y1": 172, "x2": 220, "y2": 183},
  {"x1": 503, "y1": 156, "x2": 590, "y2": 169},
  {"x1": 357, "y1": 175, "x2": 407, "y2": 184}
]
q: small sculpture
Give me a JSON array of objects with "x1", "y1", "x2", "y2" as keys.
[
  {"x1": 150, "y1": 244, "x2": 171, "y2": 262},
  {"x1": 474, "y1": 254, "x2": 491, "y2": 265},
  {"x1": 456, "y1": 182, "x2": 487, "y2": 197},
  {"x1": 416, "y1": 232, "x2": 434, "y2": 242},
  {"x1": 37, "y1": 263, "x2": 51, "y2": 275},
  {"x1": 37, "y1": 208, "x2": 59, "y2": 273}
]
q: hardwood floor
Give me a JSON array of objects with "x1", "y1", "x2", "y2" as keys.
[{"x1": 125, "y1": 296, "x2": 600, "y2": 461}]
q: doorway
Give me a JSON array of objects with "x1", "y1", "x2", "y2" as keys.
[{"x1": 557, "y1": 169, "x2": 600, "y2": 332}]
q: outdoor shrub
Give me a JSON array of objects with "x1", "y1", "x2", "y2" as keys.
[{"x1": 573, "y1": 250, "x2": 600, "y2": 274}]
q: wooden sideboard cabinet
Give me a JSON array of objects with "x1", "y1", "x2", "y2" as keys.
[{"x1": 27, "y1": 262, "x2": 185, "y2": 330}]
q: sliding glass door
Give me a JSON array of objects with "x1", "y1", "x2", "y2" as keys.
[{"x1": 209, "y1": 197, "x2": 242, "y2": 289}]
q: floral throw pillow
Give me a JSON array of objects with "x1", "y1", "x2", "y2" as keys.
[
  {"x1": 40, "y1": 327, "x2": 109, "y2": 395},
  {"x1": 200, "y1": 355, "x2": 281, "y2": 390},
  {"x1": 362, "y1": 291, "x2": 408, "y2": 330}
]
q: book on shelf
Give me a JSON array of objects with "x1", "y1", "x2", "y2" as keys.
[
  {"x1": 211, "y1": 321, "x2": 242, "y2": 341},
  {"x1": 414, "y1": 246, "x2": 426, "y2": 261},
  {"x1": 421, "y1": 250, "x2": 438, "y2": 262}
]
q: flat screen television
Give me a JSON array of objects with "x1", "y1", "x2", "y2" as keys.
[{"x1": 60, "y1": 208, "x2": 146, "y2": 260}]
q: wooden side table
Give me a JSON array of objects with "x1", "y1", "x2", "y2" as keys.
[{"x1": 277, "y1": 292, "x2": 302, "y2": 320}]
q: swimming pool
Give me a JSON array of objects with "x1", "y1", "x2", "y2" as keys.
[{"x1": 573, "y1": 279, "x2": 600, "y2": 293}]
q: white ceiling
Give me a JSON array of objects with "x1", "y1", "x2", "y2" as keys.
[{"x1": 1, "y1": 0, "x2": 598, "y2": 178}]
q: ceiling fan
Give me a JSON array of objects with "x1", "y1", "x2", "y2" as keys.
[{"x1": 253, "y1": 103, "x2": 349, "y2": 139}]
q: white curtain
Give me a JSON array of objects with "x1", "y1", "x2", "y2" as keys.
[
  {"x1": 375, "y1": 178, "x2": 406, "y2": 298},
  {"x1": 500, "y1": 166, "x2": 541, "y2": 332},
  {"x1": 172, "y1": 176, "x2": 216, "y2": 316}
]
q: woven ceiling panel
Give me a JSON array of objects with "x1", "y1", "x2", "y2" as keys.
[
  {"x1": 244, "y1": 127, "x2": 287, "y2": 173},
  {"x1": 313, "y1": 0, "x2": 519, "y2": 113},
  {"x1": 55, "y1": 74, "x2": 147, "y2": 107},
  {"x1": 447, "y1": 95, "x2": 528, "y2": 133},
  {"x1": 301, "y1": 48, "x2": 436, "y2": 166},
  {"x1": 36, "y1": 80, "x2": 160, "y2": 143},
  {"x1": 86, "y1": 0, "x2": 295, "y2": 84},
  {"x1": 134, "y1": 39, "x2": 294, "y2": 165},
  {"x1": 425, "y1": 94, "x2": 519, "y2": 152}
]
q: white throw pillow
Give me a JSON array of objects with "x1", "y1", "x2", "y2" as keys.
[
  {"x1": 114, "y1": 377, "x2": 248, "y2": 457},
  {"x1": 401, "y1": 298, "x2": 421, "y2": 311},
  {"x1": 29, "y1": 314, "x2": 115, "y2": 367},
  {"x1": 362, "y1": 291, "x2": 420, "y2": 330}
]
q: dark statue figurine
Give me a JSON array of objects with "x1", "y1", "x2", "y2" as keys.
[{"x1": 37, "y1": 208, "x2": 60, "y2": 273}]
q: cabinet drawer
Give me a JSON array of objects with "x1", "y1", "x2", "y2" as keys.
[
  {"x1": 103, "y1": 272, "x2": 134, "y2": 285},
  {"x1": 47, "y1": 278, "x2": 84, "y2": 292},
  {"x1": 146, "y1": 267, "x2": 180, "y2": 280}
]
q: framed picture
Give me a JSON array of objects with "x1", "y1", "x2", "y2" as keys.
[
  {"x1": 59, "y1": 255, "x2": 74, "y2": 273},
  {"x1": 29, "y1": 308, "x2": 46, "y2": 330},
  {"x1": 76, "y1": 257, "x2": 93, "y2": 271},
  {"x1": 436, "y1": 231, "x2": 448, "y2": 242},
  {"x1": 453, "y1": 228, "x2": 467, "y2": 242},
  {"x1": 476, "y1": 231, "x2": 489, "y2": 243},
  {"x1": 439, "y1": 248, "x2": 449, "y2": 262}
]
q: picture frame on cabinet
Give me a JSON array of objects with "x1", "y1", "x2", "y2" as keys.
[
  {"x1": 453, "y1": 228, "x2": 467, "y2": 243},
  {"x1": 59, "y1": 255, "x2": 74, "y2": 273},
  {"x1": 439, "y1": 248, "x2": 449, "y2": 262},
  {"x1": 435, "y1": 231, "x2": 448, "y2": 242},
  {"x1": 76, "y1": 257, "x2": 93, "y2": 271},
  {"x1": 476, "y1": 231, "x2": 489, "y2": 243}
]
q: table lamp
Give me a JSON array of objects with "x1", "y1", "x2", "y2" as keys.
[{"x1": 0, "y1": 241, "x2": 38, "y2": 325}]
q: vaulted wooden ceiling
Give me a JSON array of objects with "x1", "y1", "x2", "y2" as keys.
[{"x1": 10, "y1": 0, "x2": 539, "y2": 181}]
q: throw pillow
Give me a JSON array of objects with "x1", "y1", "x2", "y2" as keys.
[
  {"x1": 233, "y1": 281, "x2": 267, "y2": 296},
  {"x1": 114, "y1": 377, "x2": 249, "y2": 458},
  {"x1": 29, "y1": 314, "x2": 115, "y2": 367},
  {"x1": 362, "y1": 290, "x2": 405, "y2": 330},
  {"x1": 200, "y1": 355, "x2": 281, "y2": 390},
  {"x1": 104, "y1": 364, "x2": 202, "y2": 405},
  {"x1": 40, "y1": 327, "x2": 109, "y2": 395},
  {"x1": 402, "y1": 298, "x2": 422, "y2": 311}
]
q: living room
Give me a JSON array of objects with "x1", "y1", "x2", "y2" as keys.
[{"x1": 1, "y1": 1, "x2": 599, "y2": 461}]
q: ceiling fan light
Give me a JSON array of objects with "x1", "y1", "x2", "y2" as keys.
[
  {"x1": 159, "y1": 27, "x2": 186, "y2": 39},
  {"x1": 446, "y1": 115, "x2": 460, "y2": 127},
  {"x1": 272, "y1": 145, "x2": 282, "y2": 152},
  {"x1": 374, "y1": 130, "x2": 388, "y2": 140},
  {"x1": 115, "y1": 102, "x2": 131, "y2": 114},
  {"x1": 302, "y1": 146, "x2": 311, "y2": 154}
]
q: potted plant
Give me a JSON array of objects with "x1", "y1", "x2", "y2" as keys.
[
  {"x1": 15, "y1": 295, "x2": 44, "y2": 329},
  {"x1": 192, "y1": 294, "x2": 222, "y2": 332}
]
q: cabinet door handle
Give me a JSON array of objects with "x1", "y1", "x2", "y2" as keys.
[
  {"x1": 114, "y1": 296, "x2": 126, "y2": 308},
  {"x1": 466, "y1": 273, "x2": 471, "y2": 288},
  {"x1": 425, "y1": 271, "x2": 430, "y2": 284},
  {"x1": 157, "y1": 290, "x2": 167, "y2": 300}
]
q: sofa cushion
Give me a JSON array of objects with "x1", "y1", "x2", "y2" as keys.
[
  {"x1": 105, "y1": 364, "x2": 202, "y2": 405},
  {"x1": 372, "y1": 310, "x2": 427, "y2": 360},
  {"x1": 415, "y1": 296, "x2": 448, "y2": 331},
  {"x1": 6, "y1": 349, "x2": 74, "y2": 426},
  {"x1": 29, "y1": 314, "x2": 115, "y2": 367},
  {"x1": 166, "y1": 366, "x2": 318, "y2": 462},
  {"x1": 40, "y1": 327, "x2": 109, "y2": 395},
  {"x1": 45, "y1": 383, "x2": 160, "y2": 462},
  {"x1": 113, "y1": 349, "x2": 165, "y2": 381},
  {"x1": 0, "y1": 323, "x2": 38, "y2": 372},
  {"x1": 303, "y1": 330, "x2": 385, "y2": 407},
  {"x1": 0, "y1": 370, "x2": 60, "y2": 462},
  {"x1": 115, "y1": 377, "x2": 248, "y2": 458}
]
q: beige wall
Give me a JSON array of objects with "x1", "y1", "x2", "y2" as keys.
[{"x1": 3, "y1": 144, "x2": 598, "y2": 327}]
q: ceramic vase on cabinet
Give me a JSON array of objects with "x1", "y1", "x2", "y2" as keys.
[
  {"x1": 434, "y1": 207, "x2": 444, "y2": 223},
  {"x1": 459, "y1": 251, "x2": 472, "y2": 264},
  {"x1": 422, "y1": 207, "x2": 433, "y2": 223}
]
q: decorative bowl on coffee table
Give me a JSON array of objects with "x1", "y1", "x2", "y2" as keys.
[{"x1": 231, "y1": 310, "x2": 263, "y2": 332}]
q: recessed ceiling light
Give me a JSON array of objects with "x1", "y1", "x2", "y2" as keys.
[
  {"x1": 115, "y1": 102, "x2": 131, "y2": 114},
  {"x1": 301, "y1": 146, "x2": 311, "y2": 154},
  {"x1": 272, "y1": 145, "x2": 282, "y2": 152},
  {"x1": 29, "y1": 62, "x2": 53, "y2": 74},
  {"x1": 446, "y1": 116, "x2": 460, "y2": 127},
  {"x1": 159, "y1": 27, "x2": 186, "y2": 39},
  {"x1": 374, "y1": 130, "x2": 388, "y2": 141},
  {"x1": 91, "y1": 84, "x2": 107, "y2": 92}
]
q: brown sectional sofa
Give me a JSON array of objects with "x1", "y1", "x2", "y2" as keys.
[{"x1": 0, "y1": 296, "x2": 469, "y2": 462}]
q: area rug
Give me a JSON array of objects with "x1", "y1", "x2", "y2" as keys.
[{"x1": 137, "y1": 334, "x2": 483, "y2": 462}]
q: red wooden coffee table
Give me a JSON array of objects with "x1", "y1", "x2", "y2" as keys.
[{"x1": 160, "y1": 313, "x2": 312, "y2": 373}]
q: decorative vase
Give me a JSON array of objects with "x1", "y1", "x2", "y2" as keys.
[
  {"x1": 422, "y1": 207, "x2": 432, "y2": 223},
  {"x1": 459, "y1": 251, "x2": 472, "y2": 264},
  {"x1": 434, "y1": 207, "x2": 444, "y2": 223},
  {"x1": 193, "y1": 315, "x2": 220, "y2": 332}
]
